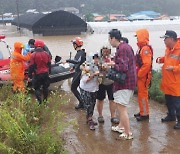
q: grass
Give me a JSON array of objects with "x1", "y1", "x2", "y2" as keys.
[{"x1": 0, "y1": 85, "x2": 69, "y2": 154}]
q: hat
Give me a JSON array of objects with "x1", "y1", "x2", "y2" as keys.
[
  {"x1": 92, "y1": 53, "x2": 99, "y2": 59},
  {"x1": 160, "y1": 30, "x2": 177, "y2": 39}
]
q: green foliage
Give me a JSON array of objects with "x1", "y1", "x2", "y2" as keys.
[
  {"x1": 149, "y1": 70, "x2": 165, "y2": 103},
  {"x1": 85, "y1": 13, "x2": 94, "y2": 22},
  {"x1": 0, "y1": 0, "x2": 180, "y2": 15},
  {"x1": 0, "y1": 86, "x2": 68, "y2": 154}
]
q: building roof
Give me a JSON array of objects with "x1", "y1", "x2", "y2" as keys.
[
  {"x1": 12, "y1": 13, "x2": 45, "y2": 29},
  {"x1": 128, "y1": 11, "x2": 161, "y2": 20},
  {"x1": 12, "y1": 10, "x2": 87, "y2": 35},
  {"x1": 94, "y1": 16, "x2": 104, "y2": 21},
  {"x1": 92, "y1": 13, "x2": 101, "y2": 17},
  {"x1": 110, "y1": 14, "x2": 126, "y2": 17},
  {"x1": 109, "y1": 15, "x2": 117, "y2": 21}
]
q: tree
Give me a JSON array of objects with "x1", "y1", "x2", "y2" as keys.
[
  {"x1": 85, "y1": 13, "x2": 94, "y2": 22},
  {"x1": 0, "y1": 0, "x2": 180, "y2": 16}
]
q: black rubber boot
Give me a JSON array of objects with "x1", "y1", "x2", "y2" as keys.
[
  {"x1": 174, "y1": 116, "x2": 180, "y2": 129},
  {"x1": 161, "y1": 114, "x2": 176, "y2": 122},
  {"x1": 35, "y1": 89, "x2": 42, "y2": 104},
  {"x1": 136, "y1": 115, "x2": 149, "y2": 121},
  {"x1": 134, "y1": 112, "x2": 140, "y2": 117}
]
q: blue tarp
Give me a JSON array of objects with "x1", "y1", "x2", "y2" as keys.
[{"x1": 128, "y1": 11, "x2": 161, "y2": 20}]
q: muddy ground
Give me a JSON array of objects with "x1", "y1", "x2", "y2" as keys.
[{"x1": 60, "y1": 81, "x2": 180, "y2": 154}]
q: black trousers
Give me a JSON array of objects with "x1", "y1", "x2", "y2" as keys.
[
  {"x1": 33, "y1": 72, "x2": 50, "y2": 104},
  {"x1": 165, "y1": 94, "x2": 180, "y2": 117},
  {"x1": 80, "y1": 88, "x2": 97, "y2": 118},
  {"x1": 71, "y1": 71, "x2": 83, "y2": 105}
]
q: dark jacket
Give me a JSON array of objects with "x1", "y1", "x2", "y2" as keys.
[
  {"x1": 43, "y1": 44, "x2": 52, "y2": 59},
  {"x1": 28, "y1": 48, "x2": 51, "y2": 79},
  {"x1": 66, "y1": 49, "x2": 86, "y2": 72}
]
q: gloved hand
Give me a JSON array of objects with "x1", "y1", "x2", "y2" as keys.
[{"x1": 156, "y1": 57, "x2": 163, "y2": 63}]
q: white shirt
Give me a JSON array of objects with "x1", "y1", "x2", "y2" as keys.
[{"x1": 80, "y1": 65, "x2": 99, "y2": 92}]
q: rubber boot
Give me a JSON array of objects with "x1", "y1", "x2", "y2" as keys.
[
  {"x1": 134, "y1": 112, "x2": 140, "y2": 117},
  {"x1": 161, "y1": 113, "x2": 176, "y2": 122},
  {"x1": 174, "y1": 116, "x2": 180, "y2": 129}
]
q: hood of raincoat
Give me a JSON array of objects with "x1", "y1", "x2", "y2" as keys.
[
  {"x1": 136, "y1": 29, "x2": 149, "y2": 48},
  {"x1": 14, "y1": 42, "x2": 24, "y2": 53}
]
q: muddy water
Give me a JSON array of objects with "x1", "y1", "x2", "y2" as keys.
[
  {"x1": 1, "y1": 24, "x2": 180, "y2": 153},
  {"x1": 1, "y1": 24, "x2": 180, "y2": 70}
]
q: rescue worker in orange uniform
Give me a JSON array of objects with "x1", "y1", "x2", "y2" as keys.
[
  {"x1": 157, "y1": 30, "x2": 180, "y2": 129},
  {"x1": 10, "y1": 42, "x2": 31, "y2": 92},
  {"x1": 134, "y1": 29, "x2": 153, "y2": 121}
]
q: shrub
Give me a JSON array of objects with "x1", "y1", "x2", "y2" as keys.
[
  {"x1": 0, "y1": 86, "x2": 68, "y2": 154},
  {"x1": 149, "y1": 70, "x2": 165, "y2": 103}
]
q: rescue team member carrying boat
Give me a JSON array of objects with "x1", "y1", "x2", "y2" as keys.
[
  {"x1": 28, "y1": 40, "x2": 51, "y2": 104},
  {"x1": 66, "y1": 37, "x2": 86, "y2": 110}
]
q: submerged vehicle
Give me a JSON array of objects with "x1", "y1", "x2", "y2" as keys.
[{"x1": 0, "y1": 35, "x2": 74, "y2": 87}]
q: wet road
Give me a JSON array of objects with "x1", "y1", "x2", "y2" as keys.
[{"x1": 61, "y1": 80, "x2": 180, "y2": 154}]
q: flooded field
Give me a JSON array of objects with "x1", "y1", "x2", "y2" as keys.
[{"x1": 1, "y1": 20, "x2": 180, "y2": 70}]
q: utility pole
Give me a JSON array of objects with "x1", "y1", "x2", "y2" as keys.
[
  {"x1": 15, "y1": 0, "x2": 20, "y2": 31},
  {"x1": 0, "y1": 0, "x2": 4, "y2": 25}
]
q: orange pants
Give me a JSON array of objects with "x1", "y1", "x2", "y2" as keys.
[
  {"x1": 137, "y1": 77, "x2": 149, "y2": 116},
  {"x1": 12, "y1": 78, "x2": 25, "y2": 92}
]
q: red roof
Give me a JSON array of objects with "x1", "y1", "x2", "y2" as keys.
[{"x1": 94, "y1": 16, "x2": 104, "y2": 21}]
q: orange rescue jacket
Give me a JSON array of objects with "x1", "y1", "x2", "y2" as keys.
[
  {"x1": 160, "y1": 38, "x2": 180, "y2": 96},
  {"x1": 10, "y1": 42, "x2": 31, "y2": 80}
]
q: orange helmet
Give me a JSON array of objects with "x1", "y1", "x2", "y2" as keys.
[
  {"x1": 34, "y1": 40, "x2": 45, "y2": 48},
  {"x1": 72, "y1": 37, "x2": 83, "y2": 47}
]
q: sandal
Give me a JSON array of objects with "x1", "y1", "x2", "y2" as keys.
[
  {"x1": 86, "y1": 119, "x2": 98, "y2": 125},
  {"x1": 88, "y1": 120, "x2": 95, "y2": 130},
  {"x1": 111, "y1": 126, "x2": 124, "y2": 133},
  {"x1": 111, "y1": 117, "x2": 119, "y2": 124},
  {"x1": 98, "y1": 116, "x2": 104, "y2": 123},
  {"x1": 119, "y1": 132, "x2": 133, "y2": 140}
]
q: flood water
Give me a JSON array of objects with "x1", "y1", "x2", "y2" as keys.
[
  {"x1": 1, "y1": 20, "x2": 180, "y2": 70},
  {"x1": 1, "y1": 21, "x2": 180, "y2": 154}
]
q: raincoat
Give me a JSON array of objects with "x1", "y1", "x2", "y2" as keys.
[
  {"x1": 136, "y1": 29, "x2": 153, "y2": 116},
  {"x1": 10, "y1": 42, "x2": 31, "y2": 92},
  {"x1": 158, "y1": 38, "x2": 180, "y2": 96}
]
